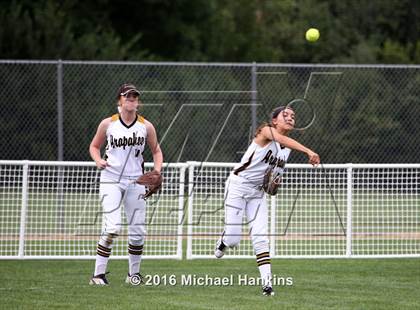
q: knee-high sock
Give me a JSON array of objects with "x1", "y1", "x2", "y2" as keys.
[
  {"x1": 256, "y1": 251, "x2": 272, "y2": 287},
  {"x1": 94, "y1": 240, "x2": 113, "y2": 276},
  {"x1": 128, "y1": 244, "x2": 143, "y2": 275}
]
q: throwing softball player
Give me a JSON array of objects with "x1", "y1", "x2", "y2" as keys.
[
  {"x1": 89, "y1": 83, "x2": 163, "y2": 285},
  {"x1": 215, "y1": 106, "x2": 320, "y2": 296}
]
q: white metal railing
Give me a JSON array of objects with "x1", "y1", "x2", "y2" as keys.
[
  {"x1": 0, "y1": 160, "x2": 186, "y2": 259},
  {"x1": 0, "y1": 161, "x2": 419, "y2": 259},
  {"x1": 186, "y1": 162, "x2": 420, "y2": 259}
]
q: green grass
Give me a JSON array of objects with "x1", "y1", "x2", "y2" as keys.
[{"x1": 1, "y1": 258, "x2": 419, "y2": 309}]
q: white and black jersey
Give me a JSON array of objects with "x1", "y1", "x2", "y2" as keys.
[
  {"x1": 232, "y1": 141, "x2": 291, "y2": 187},
  {"x1": 103, "y1": 113, "x2": 147, "y2": 177}
]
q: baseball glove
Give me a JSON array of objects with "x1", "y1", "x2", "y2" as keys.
[
  {"x1": 262, "y1": 168, "x2": 282, "y2": 196},
  {"x1": 136, "y1": 170, "x2": 163, "y2": 198}
]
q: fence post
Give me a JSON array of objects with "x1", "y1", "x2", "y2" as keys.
[
  {"x1": 57, "y1": 59, "x2": 64, "y2": 161},
  {"x1": 176, "y1": 165, "x2": 186, "y2": 259},
  {"x1": 270, "y1": 195, "x2": 276, "y2": 258},
  {"x1": 251, "y1": 62, "x2": 257, "y2": 135},
  {"x1": 346, "y1": 165, "x2": 353, "y2": 257},
  {"x1": 56, "y1": 60, "x2": 66, "y2": 233},
  {"x1": 186, "y1": 162, "x2": 195, "y2": 259},
  {"x1": 18, "y1": 161, "x2": 29, "y2": 258}
]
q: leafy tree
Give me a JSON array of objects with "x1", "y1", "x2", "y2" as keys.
[{"x1": 0, "y1": 0, "x2": 148, "y2": 60}]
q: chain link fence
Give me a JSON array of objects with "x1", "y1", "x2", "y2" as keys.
[{"x1": 1, "y1": 60, "x2": 420, "y2": 163}]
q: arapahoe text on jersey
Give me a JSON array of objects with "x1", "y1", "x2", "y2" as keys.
[
  {"x1": 261, "y1": 150, "x2": 286, "y2": 168},
  {"x1": 109, "y1": 133, "x2": 145, "y2": 150}
]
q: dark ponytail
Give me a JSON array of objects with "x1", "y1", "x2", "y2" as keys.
[{"x1": 254, "y1": 106, "x2": 292, "y2": 137}]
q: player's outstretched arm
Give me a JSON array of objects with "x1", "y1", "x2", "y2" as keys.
[
  {"x1": 89, "y1": 118, "x2": 111, "y2": 169},
  {"x1": 259, "y1": 126, "x2": 320, "y2": 166},
  {"x1": 145, "y1": 120, "x2": 163, "y2": 173}
]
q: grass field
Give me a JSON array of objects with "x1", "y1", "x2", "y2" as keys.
[
  {"x1": 1, "y1": 165, "x2": 419, "y2": 308},
  {"x1": 1, "y1": 258, "x2": 419, "y2": 309}
]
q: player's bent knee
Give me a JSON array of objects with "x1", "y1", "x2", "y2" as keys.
[
  {"x1": 128, "y1": 238, "x2": 144, "y2": 247},
  {"x1": 104, "y1": 225, "x2": 121, "y2": 235},
  {"x1": 253, "y1": 239, "x2": 270, "y2": 254},
  {"x1": 223, "y1": 235, "x2": 241, "y2": 248},
  {"x1": 99, "y1": 232, "x2": 119, "y2": 247}
]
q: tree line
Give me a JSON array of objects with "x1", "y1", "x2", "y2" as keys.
[
  {"x1": 1, "y1": 0, "x2": 419, "y2": 64},
  {"x1": 1, "y1": 1, "x2": 419, "y2": 163}
]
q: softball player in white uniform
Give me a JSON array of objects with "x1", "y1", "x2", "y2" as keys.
[
  {"x1": 89, "y1": 84, "x2": 163, "y2": 285},
  {"x1": 215, "y1": 106, "x2": 320, "y2": 296}
]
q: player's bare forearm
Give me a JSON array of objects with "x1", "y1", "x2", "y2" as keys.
[
  {"x1": 89, "y1": 145, "x2": 102, "y2": 163},
  {"x1": 260, "y1": 127, "x2": 320, "y2": 166},
  {"x1": 261, "y1": 127, "x2": 309, "y2": 154},
  {"x1": 275, "y1": 134, "x2": 310, "y2": 154},
  {"x1": 151, "y1": 145, "x2": 163, "y2": 173},
  {"x1": 89, "y1": 145, "x2": 108, "y2": 169},
  {"x1": 145, "y1": 120, "x2": 163, "y2": 173},
  {"x1": 89, "y1": 118, "x2": 110, "y2": 169},
  {"x1": 275, "y1": 135, "x2": 320, "y2": 165}
]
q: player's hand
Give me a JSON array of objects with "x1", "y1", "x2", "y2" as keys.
[
  {"x1": 307, "y1": 151, "x2": 320, "y2": 167},
  {"x1": 95, "y1": 159, "x2": 109, "y2": 170}
]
